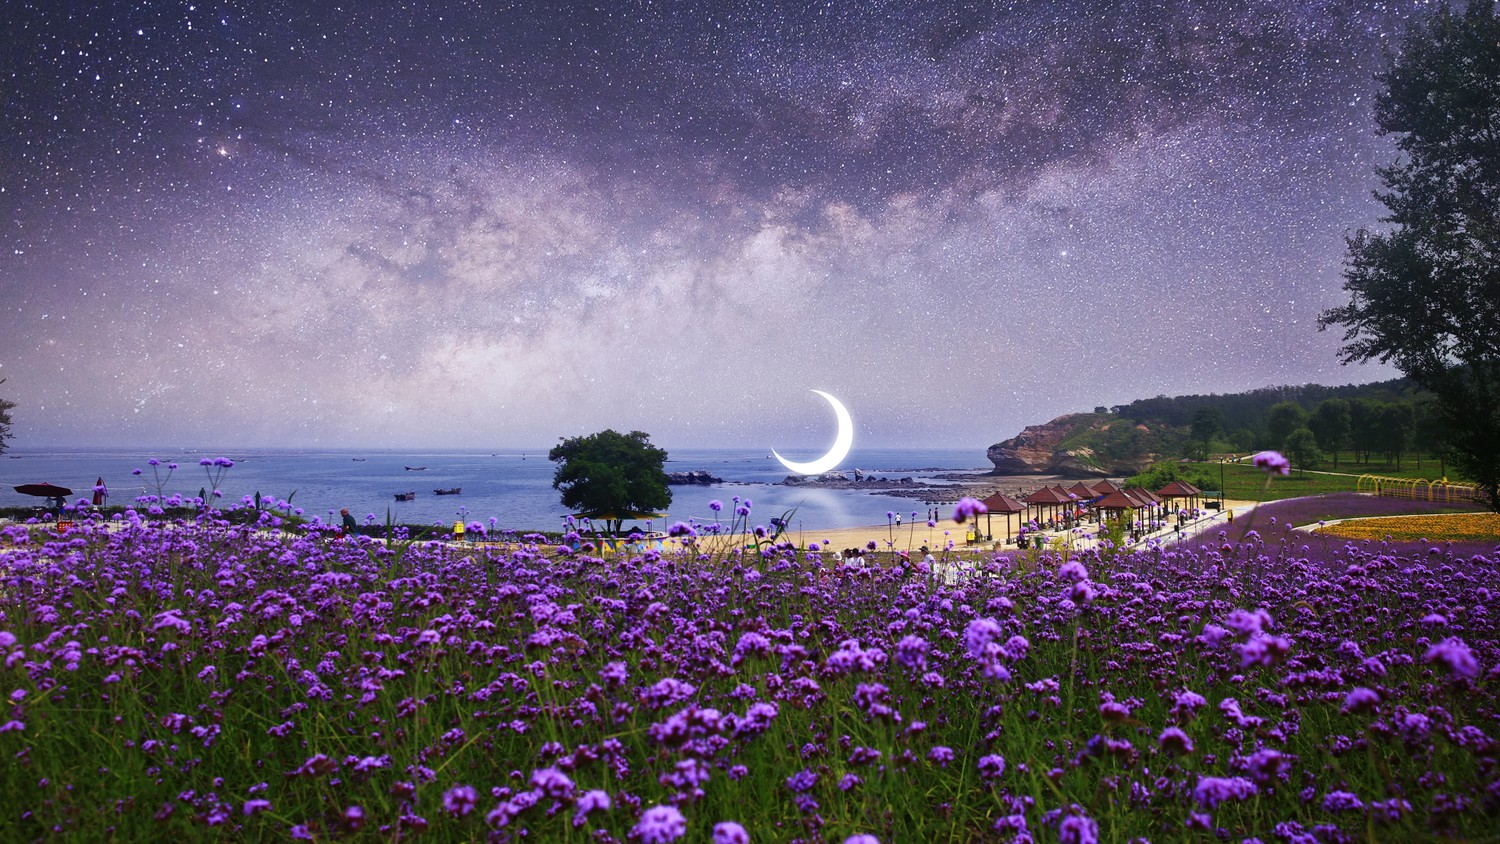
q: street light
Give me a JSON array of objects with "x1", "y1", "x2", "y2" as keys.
[{"x1": 1216, "y1": 457, "x2": 1224, "y2": 505}]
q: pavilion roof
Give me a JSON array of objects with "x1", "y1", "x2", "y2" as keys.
[
  {"x1": 1091, "y1": 479, "x2": 1124, "y2": 495},
  {"x1": 1155, "y1": 480, "x2": 1203, "y2": 497},
  {"x1": 1093, "y1": 490, "x2": 1141, "y2": 509},
  {"x1": 1067, "y1": 482, "x2": 1100, "y2": 499},
  {"x1": 980, "y1": 492, "x2": 1027, "y2": 514},
  {"x1": 1023, "y1": 486, "x2": 1073, "y2": 505}
]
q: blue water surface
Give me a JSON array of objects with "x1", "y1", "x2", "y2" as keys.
[{"x1": 0, "y1": 446, "x2": 991, "y2": 532}]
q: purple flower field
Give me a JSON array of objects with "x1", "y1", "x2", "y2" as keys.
[
  {"x1": 2, "y1": 503, "x2": 1498, "y2": 842},
  {"x1": 1184, "y1": 493, "x2": 1495, "y2": 557}
]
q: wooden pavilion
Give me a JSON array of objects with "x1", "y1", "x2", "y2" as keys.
[
  {"x1": 1067, "y1": 481, "x2": 1100, "y2": 502},
  {"x1": 1023, "y1": 486, "x2": 1074, "y2": 526},
  {"x1": 1091, "y1": 479, "x2": 1125, "y2": 497},
  {"x1": 1092, "y1": 489, "x2": 1142, "y2": 520},
  {"x1": 979, "y1": 492, "x2": 1028, "y2": 544},
  {"x1": 1154, "y1": 480, "x2": 1204, "y2": 516}
]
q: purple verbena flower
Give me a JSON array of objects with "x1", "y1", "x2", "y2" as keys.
[
  {"x1": 713, "y1": 822, "x2": 749, "y2": 844},
  {"x1": 633, "y1": 805, "x2": 688, "y2": 844},
  {"x1": 1193, "y1": 775, "x2": 1257, "y2": 808},
  {"x1": 1159, "y1": 727, "x2": 1194, "y2": 754},
  {"x1": 1425, "y1": 637, "x2": 1479, "y2": 679},
  {"x1": 1057, "y1": 812, "x2": 1099, "y2": 844},
  {"x1": 952, "y1": 497, "x2": 988, "y2": 524},
  {"x1": 1252, "y1": 450, "x2": 1290, "y2": 475},
  {"x1": 977, "y1": 754, "x2": 1006, "y2": 781}
]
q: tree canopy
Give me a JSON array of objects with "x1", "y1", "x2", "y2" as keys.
[
  {"x1": 1320, "y1": 0, "x2": 1500, "y2": 510},
  {"x1": 1309, "y1": 398, "x2": 1352, "y2": 469},
  {"x1": 1284, "y1": 429, "x2": 1321, "y2": 477},
  {"x1": 1188, "y1": 406, "x2": 1222, "y2": 459},
  {"x1": 549, "y1": 429, "x2": 672, "y2": 534},
  {"x1": 0, "y1": 380, "x2": 13, "y2": 457},
  {"x1": 1264, "y1": 402, "x2": 1307, "y2": 451}
]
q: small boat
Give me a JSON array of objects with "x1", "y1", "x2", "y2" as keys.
[
  {"x1": 394, "y1": 492, "x2": 416, "y2": 501},
  {"x1": 404, "y1": 466, "x2": 426, "y2": 471},
  {"x1": 352, "y1": 458, "x2": 367, "y2": 462},
  {"x1": 434, "y1": 487, "x2": 461, "y2": 495}
]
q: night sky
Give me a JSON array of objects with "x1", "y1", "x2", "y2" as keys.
[{"x1": 1, "y1": 1, "x2": 1422, "y2": 452}]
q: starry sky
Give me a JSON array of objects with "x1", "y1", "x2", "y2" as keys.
[{"x1": 1, "y1": 0, "x2": 1423, "y2": 452}]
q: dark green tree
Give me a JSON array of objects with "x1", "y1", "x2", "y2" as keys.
[
  {"x1": 1411, "y1": 398, "x2": 1450, "y2": 474},
  {"x1": 1347, "y1": 398, "x2": 1381, "y2": 465},
  {"x1": 549, "y1": 429, "x2": 672, "y2": 535},
  {"x1": 1228, "y1": 427, "x2": 1256, "y2": 453},
  {"x1": 1284, "y1": 428, "x2": 1322, "y2": 476},
  {"x1": 1319, "y1": 0, "x2": 1500, "y2": 510},
  {"x1": 1189, "y1": 406, "x2": 1223, "y2": 459},
  {"x1": 1374, "y1": 402, "x2": 1416, "y2": 469},
  {"x1": 0, "y1": 380, "x2": 13, "y2": 457},
  {"x1": 1126, "y1": 461, "x2": 1215, "y2": 494},
  {"x1": 1308, "y1": 398, "x2": 1352, "y2": 470},
  {"x1": 1264, "y1": 401, "x2": 1307, "y2": 451}
]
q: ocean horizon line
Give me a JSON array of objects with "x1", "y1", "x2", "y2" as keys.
[{"x1": 3, "y1": 447, "x2": 1000, "y2": 531}]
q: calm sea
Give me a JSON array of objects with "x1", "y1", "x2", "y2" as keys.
[{"x1": 0, "y1": 447, "x2": 991, "y2": 532}]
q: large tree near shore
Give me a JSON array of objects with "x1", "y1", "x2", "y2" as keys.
[
  {"x1": 549, "y1": 429, "x2": 672, "y2": 535},
  {"x1": 1320, "y1": 0, "x2": 1500, "y2": 511}
]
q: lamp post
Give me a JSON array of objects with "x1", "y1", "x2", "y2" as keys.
[{"x1": 1219, "y1": 457, "x2": 1226, "y2": 508}]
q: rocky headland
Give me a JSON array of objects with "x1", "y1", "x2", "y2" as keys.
[{"x1": 985, "y1": 412, "x2": 1161, "y2": 477}]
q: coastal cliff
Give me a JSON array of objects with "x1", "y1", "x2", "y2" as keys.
[{"x1": 986, "y1": 412, "x2": 1165, "y2": 476}]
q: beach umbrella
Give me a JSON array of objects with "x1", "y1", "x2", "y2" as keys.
[
  {"x1": 92, "y1": 477, "x2": 107, "y2": 506},
  {"x1": 14, "y1": 482, "x2": 73, "y2": 498},
  {"x1": 14, "y1": 482, "x2": 72, "y2": 513}
]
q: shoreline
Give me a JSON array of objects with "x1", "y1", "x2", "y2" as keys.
[
  {"x1": 643, "y1": 496, "x2": 1259, "y2": 556},
  {"x1": 785, "y1": 499, "x2": 1261, "y2": 553}
]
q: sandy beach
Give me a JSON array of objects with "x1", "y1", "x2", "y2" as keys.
[{"x1": 782, "y1": 496, "x2": 1261, "y2": 554}]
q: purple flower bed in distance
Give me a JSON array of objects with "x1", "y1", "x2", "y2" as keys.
[
  {"x1": 0, "y1": 499, "x2": 1497, "y2": 841},
  {"x1": 1184, "y1": 492, "x2": 1494, "y2": 555}
]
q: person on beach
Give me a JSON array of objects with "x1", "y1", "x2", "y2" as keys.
[{"x1": 340, "y1": 508, "x2": 357, "y2": 537}]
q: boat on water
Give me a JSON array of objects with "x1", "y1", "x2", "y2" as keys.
[
  {"x1": 404, "y1": 466, "x2": 426, "y2": 471},
  {"x1": 434, "y1": 487, "x2": 461, "y2": 495},
  {"x1": 393, "y1": 492, "x2": 416, "y2": 501},
  {"x1": 352, "y1": 458, "x2": 367, "y2": 462}
]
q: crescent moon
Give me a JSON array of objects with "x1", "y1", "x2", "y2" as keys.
[{"x1": 773, "y1": 390, "x2": 854, "y2": 475}]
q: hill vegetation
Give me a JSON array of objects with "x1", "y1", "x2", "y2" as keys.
[{"x1": 989, "y1": 376, "x2": 1460, "y2": 478}]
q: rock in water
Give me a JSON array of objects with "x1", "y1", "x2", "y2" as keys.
[{"x1": 665, "y1": 471, "x2": 723, "y2": 485}]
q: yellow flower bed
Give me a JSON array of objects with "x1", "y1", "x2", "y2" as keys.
[{"x1": 1314, "y1": 513, "x2": 1500, "y2": 542}]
